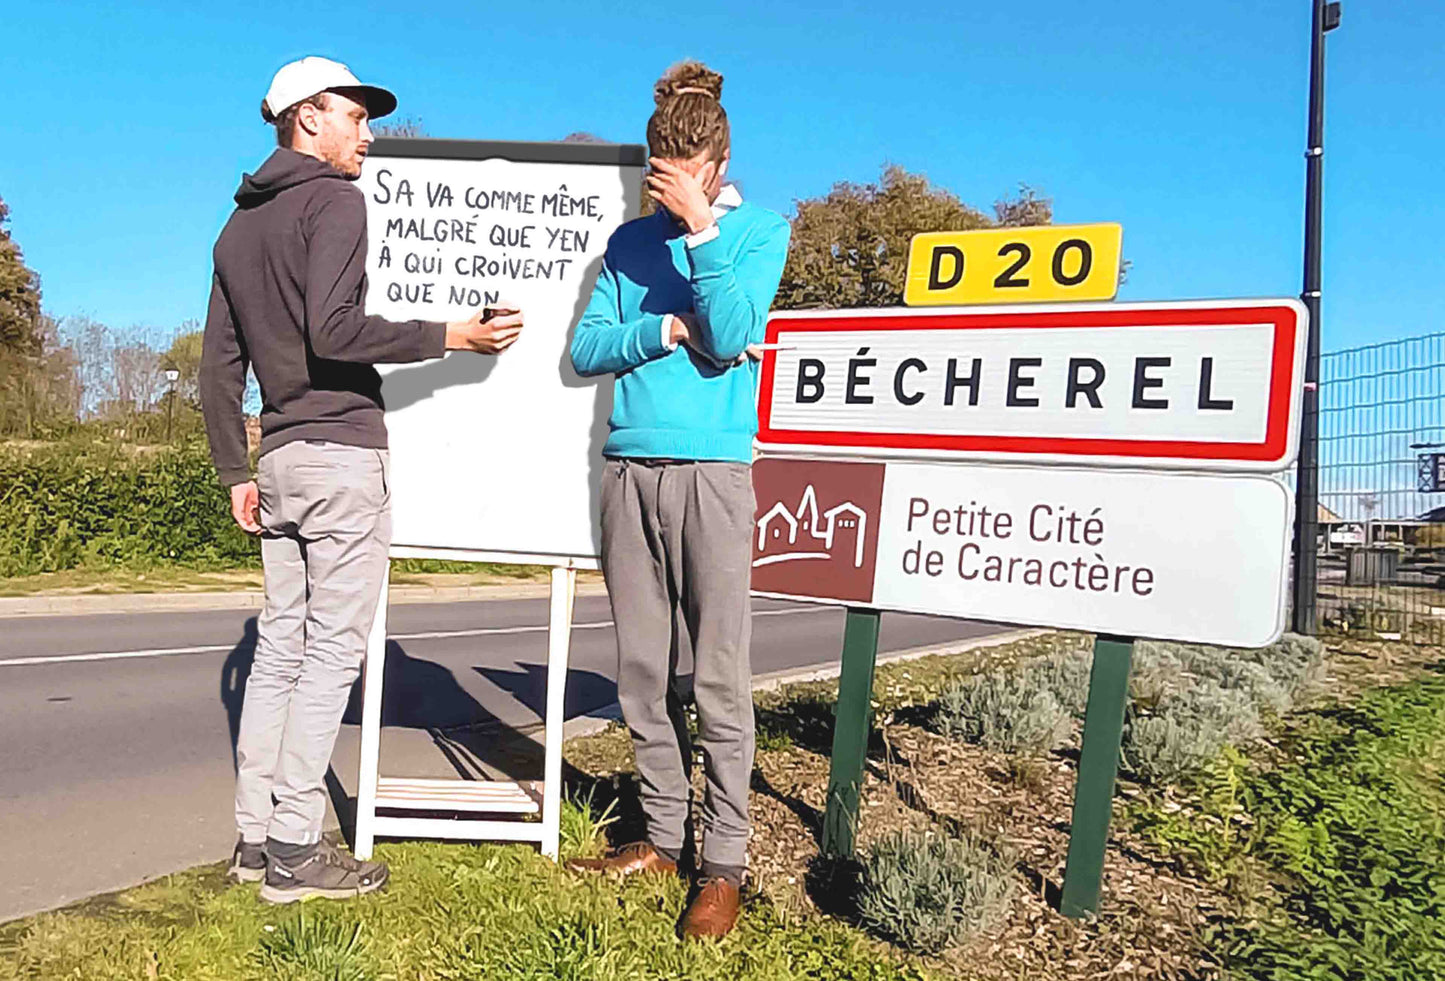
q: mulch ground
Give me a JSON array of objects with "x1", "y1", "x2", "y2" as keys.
[{"x1": 562, "y1": 632, "x2": 1445, "y2": 980}]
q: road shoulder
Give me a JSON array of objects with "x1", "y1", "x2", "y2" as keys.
[{"x1": 0, "y1": 581, "x2": 612, "y2": 618}]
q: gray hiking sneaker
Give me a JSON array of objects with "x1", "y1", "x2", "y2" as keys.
[
  {"x1": 258, "y1": 839, "x2": 389, "y2": 904},
  {"x1": 229, "y1": 839, "x2": 267, "y2": 883}
]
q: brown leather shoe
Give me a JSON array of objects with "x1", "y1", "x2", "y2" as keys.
[
  {"x1": 680, "y1": 877, "x2": 742, "y2": 940},
  {"x1": 565, "y1": 841, "x2": 678, "y2": 878}
]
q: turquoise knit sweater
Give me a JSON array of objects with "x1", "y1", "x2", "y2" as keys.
[{"x1": 569, "y1": 201, "x2": 791, "y2": 463}]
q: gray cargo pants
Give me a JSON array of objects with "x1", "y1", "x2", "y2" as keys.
[
  {"x1": 599, "y1": 458, "x2": 756, "y2": 872},
  {"x1": 234, "y1": 440, "x2": 391, "y2": 846}
]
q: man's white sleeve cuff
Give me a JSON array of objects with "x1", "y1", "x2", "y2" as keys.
[
  {"x1": 661, "y1": 314, "x2": 678, "y2": 351},
  {"x1": 684, "y1": 223, "x2": 720, "y2": 249}
]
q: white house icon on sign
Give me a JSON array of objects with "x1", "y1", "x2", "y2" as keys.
[{"x1": 754, "y1": 484, "x2": 868, "y2": 568}]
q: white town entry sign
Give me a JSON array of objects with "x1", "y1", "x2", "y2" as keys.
[
  {"x1": 749, "y1": 297, "x2": 1307, "y2": 648},
  {"x1": 755, "y1": 299, "x2": 1306, "y2": 472}
]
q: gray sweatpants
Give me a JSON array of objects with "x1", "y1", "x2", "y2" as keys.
[
  {"x1": 234, "y1": 440, "x2": 391, "y2": 847},
  {"x1": 599, "y1": 458, "x2": 756, "y2": 871}
]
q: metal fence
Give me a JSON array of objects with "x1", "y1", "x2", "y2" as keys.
[{"x1": 1314, "y1": 330, "x2": 1445, "y2": 642}]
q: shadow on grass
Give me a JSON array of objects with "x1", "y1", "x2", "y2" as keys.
[
  {"x1": 754, "y1": 691, "x2": 840, "y2": 756},
  {"x1": 889, "y1": 702, "x2": 938, "y2": 731},
  {"x1": 1015, "y1": 863, "x2": 1064, "y2": 911},
  {"x1": 750, "y1": 767, "x2": 823, "y2": 841},
  {"x1": 0, "y1": 859, "x2": 238, "y2": 941},
  {"x1": 804, "y1": 853, "x2": 865, "y2": 921},
  {"x1": 754, "y1": 691, "x2": 910, "y2": 762}
]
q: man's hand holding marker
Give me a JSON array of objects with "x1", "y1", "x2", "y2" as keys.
[{"x1": 446, "y1": 302, "x2": 525, "y2": 355}]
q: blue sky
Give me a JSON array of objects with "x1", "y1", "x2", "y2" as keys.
[{"x1": 1, "y1": 0, "x2": 1439, "y2": 351}]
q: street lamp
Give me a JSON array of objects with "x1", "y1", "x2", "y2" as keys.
[
  {"x1": 164, "y1": 368, "x2": 180, "y2": 443},
  {"x1": 1291, "y1": 0, "x2": 1343, "y2": 636}
]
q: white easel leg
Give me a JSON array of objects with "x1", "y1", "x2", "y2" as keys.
[
  {"x1": 540, "y1": 565, "x2": 577, "y2": 860},
  {"x1": 354, "y1": 565, "x2": 390, "y2": 860}
]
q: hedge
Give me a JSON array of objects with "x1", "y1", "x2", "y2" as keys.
[{"x1": 0, "y1": 438, "x2": 259, "y2": 576}]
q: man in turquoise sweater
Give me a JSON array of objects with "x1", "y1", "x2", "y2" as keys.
[{"x1": 566, "y1": 61, "x2": 790, "y2": 940}]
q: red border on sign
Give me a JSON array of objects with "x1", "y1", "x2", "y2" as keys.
[{"x1": 756, "y1": 303, "x2": 1300, "y2": 464}]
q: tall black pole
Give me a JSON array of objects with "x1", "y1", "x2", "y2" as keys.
[{"x1": 1291, "y1": 0, "x2": 1340, "y2": 635}]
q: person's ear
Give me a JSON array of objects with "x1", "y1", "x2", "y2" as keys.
[
  {"x1": 697, "y1": 158, "x2": 718, "y2": 189},
  {"x1": 297, "y1": 101, "x2": 323, "y2": 138},
  {"x1": 718, "y1": 155, "x2": 730, "y2": 181}
]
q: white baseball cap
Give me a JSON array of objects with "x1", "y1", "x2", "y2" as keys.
[{"x1": 260, "y1": 56, "x2": 397, "y2": 123}]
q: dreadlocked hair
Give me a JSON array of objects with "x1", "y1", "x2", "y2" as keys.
[{"x1": 646, "y1": 60, "x2": 729, "y2": 162}]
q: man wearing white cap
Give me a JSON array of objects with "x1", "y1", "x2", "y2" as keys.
[{"x1": 200, "y1": 57, "x2": 522, "y2": 903}]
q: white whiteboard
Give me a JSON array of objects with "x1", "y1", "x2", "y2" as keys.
[{"x1": 357, "y1": 139, "x2": 645, "y2": 565}]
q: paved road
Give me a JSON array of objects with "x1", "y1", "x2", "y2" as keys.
[{"x1": 0, "y1": 596, "x2": 1004, "y2": 922}]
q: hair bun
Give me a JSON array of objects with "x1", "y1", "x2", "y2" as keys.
[{"x1": 653, "y1": 60, "x2": 723, "y2": 105}]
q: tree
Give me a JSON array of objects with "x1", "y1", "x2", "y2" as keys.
[
  {"x1": 62, "y1": 316, "x2": 175, "y2": 417},
  {"x1": 372, "y1": 116, "x2": 427, "y2": 138},
  {"x1": 776, "y1": 166, "x2": 1052, "y2": 311},
  {"x1": 0, "y1": 194, "x2": 43, "y2": 357},
  {"x1": 0, "y1": 195, "x2": 79, "y2": 436},
  {"x1": 992, "y1": 183, "x2": 1053, "y2": 227},
  {"x1": 162, "y1": 323, "x2": 204, "y2": 406},
  {"x1": 111, "y1": 338, "x2": 164, "y2": 412},
  {"x1": 0, "y1": 314, "x2": 80, "y2": 437},
  {"x1": 67, "y1": 315, "x2": 112, "y2": 414}
]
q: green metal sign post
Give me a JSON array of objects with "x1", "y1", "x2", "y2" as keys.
[
  {"x1": 821, "y1": 607, "x2": 882, "y2": 859},
  {"x1": 1060, "y1": 634, "x2": 1136, "y2": 918}
]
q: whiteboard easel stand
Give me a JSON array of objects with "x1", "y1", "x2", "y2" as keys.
[{"x1": 353, "y1": 549, "x2": 584, "y2": 861}]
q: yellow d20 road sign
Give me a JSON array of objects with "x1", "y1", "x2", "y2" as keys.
[{"x1": 905, "y1": 223, "x2": 1123, "y2": 305}]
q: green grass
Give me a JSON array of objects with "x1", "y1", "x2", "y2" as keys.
[
  {"x1": 0, "y1": 565, "x2": 266, "y2": 597},
  {"x1": 1130, "y1": 668, "x2": 1445, "y2": 980},
  {"x1": 0, "y1": 560, "x2": 580, "y2": 597},
  {"x1": 0, "y1": 841, "x2": 934, "y2": 981},
  {"x1": 255, "y1": 908, "x2": 372, "y2": 981},
  {"x1": 558, "y1": 785, "x2": 619, "y2": 861},
  {"x1": 388, "y1": 558, "x2": 547, "y2": 579}
]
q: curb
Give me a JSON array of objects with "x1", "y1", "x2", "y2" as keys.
[
  {"x1": 560, "y1": 627, "x2": 1046, "y2": 743},
  {"x1": 0, "y1": 581, "x2": 611, "y2": 619},
  {"x1": 749, "y1": 627, "x2": 1048, "y2": 691}
]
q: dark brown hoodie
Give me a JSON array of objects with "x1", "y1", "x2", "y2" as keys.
[{"x1": 200, "y1": 148, "x2": 445, "y2": 486}]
